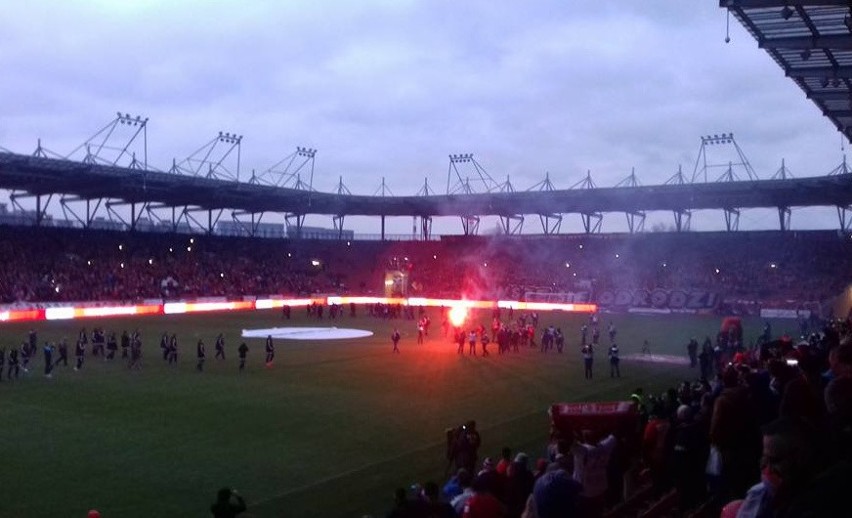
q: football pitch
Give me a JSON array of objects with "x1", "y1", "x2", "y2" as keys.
[{"x1": 0, "y1": 308, "x2": 781, "y2": 517}]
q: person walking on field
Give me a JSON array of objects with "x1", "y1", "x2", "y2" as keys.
[
  {"x1": 265, "y1": 335, "x2": 275, "y2": 367},
  {"x1": 74, "y1": 339, "x2": 85, "y2": 371},
  {"x1": 56, "y1": 338, "x2": 69, "y2": 367},
  {"x1": 392, "y1": 328, "x2": 401, "y2": 353},
  {"x1": 168, "y1": 334, "x2": 179, "y2": 365},
  {"x1": 609, "y1": 343, "x2": 620, "y2": 378},
  {"x1": 215, "y1": 333, "x2": 226, "y2": 360},
  {"x1": 196, "y1": 339, "x2": 206, "y2": 372},
  {"x1": 583, "y1": 344, "x2": 594, "y2": 380},
  {"x1": 43, "y1": 342, "x2": 55, "y2": 378},
  {"x1": 238, "y1": 342, "x2": 248, "y2": 371}
]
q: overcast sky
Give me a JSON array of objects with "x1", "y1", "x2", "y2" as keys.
[{"x1": 0, "y1": 1, "x2": 846, "y2": 235}]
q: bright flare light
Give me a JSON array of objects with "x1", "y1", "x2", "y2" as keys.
[{"x1": 448, "y1": 305, "x2": 468, "y2": 327}]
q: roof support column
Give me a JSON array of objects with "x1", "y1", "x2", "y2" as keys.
[
  {"x1": 333, "y1": 214, "x2": 345, "y2": 240},
  {"x1": 778, "y1": 206, "x2": 791, "y2": 231},
  {"x1": 420, "y1": 216, "x2": 432, "y2": 241},
  {"x1": 538, "y1": 214, "x2": 562, "y2": 235},
  {"x1": 581, "y1": 212, "x2": 602, "y2": 234},
  {"x1": 838, "y1": 205, "x2": 852, "y2": 232},
  {"x1": 673, "y1": 209, "x2": 691, "y2": 232},
  {"x1": 462, "y1": 215, "x2": 480, "y2": 236},
  {"x1": 286, "y1": 214, "x2": 305, "y2": 239},
  {"x1": 724, "y1": 208, "x2": 740, "y2": 232}
]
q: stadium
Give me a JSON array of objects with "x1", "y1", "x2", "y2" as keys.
[{"x1": 2, "y1": 2, "x2": 852, "y2": 518}]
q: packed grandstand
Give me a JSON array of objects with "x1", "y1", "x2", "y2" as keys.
[{"x1": 2, "y1": 225, "x2": 849, "y2": 319}]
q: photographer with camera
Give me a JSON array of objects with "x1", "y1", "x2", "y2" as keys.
[
  {"x1": 210, "y1": 487, "x2": 246, "y2": 518},
  {"x1": 448, "y1": 420, "x2": 481, "y2": 475}
]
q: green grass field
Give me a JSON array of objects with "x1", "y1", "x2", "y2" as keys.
[{"x1": 0, "y1": 309, "x2": 788, "y2": 517}]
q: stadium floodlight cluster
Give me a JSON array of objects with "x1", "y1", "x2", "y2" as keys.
[
  {"x1": 449, "y1": 153, "x2": 473, "y2": 163},
  {"x1": 116, "y1": 113, "x2": 147, "y2": 126},
  {"x1": 296, "y1": 147, "x2": 317, "y2": 158},
  {"x1": 701, "y1": 134, "x2": 733, "y2": 145},
  {"x1": 0, "y1": 297, "x2": 598, "y2": 323},
  {"x1": 217, "y1": 132, "x2": 242, "y2": 144}
]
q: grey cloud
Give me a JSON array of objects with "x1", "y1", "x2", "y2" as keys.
[{"x1": 0, "y1": 0, "x2": 845, "y2": 234}]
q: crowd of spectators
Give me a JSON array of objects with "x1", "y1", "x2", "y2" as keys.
[
  {"x1": 2, "y1": 226, "x2": 851, "y2": 315},
  {"x1": 384, "y1": 231, "x2": 852, "y2": 313},
  {"x1": 0, "y1": 225, "x2": 383, "y2": 304},
  {"x1": 383, "y1": 317, "x2": 852, "y2": 517}
]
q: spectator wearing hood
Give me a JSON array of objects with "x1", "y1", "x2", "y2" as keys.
[{"x1": 521, "y1": 468, "x2": 582, "y2": 518}]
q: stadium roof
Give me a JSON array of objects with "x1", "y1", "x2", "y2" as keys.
[
  {"x1": 3, "y1": 151, "x2": 852, "y2": 219},
  {"x1": 721, "y1": 1, "x2": 852, "y2": 142}
]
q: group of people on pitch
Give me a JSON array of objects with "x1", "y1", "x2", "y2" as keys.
[{"x1": 0, "y1": 328, "x2": 278, "y2": 381}]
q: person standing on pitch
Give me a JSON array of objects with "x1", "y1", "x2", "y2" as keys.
[
  {"x1": 121, "y1": 330, "x2": 130, "y2": 359},
  {"x1": 582, "y1": 344, "x2": 594, "y2": 380},
  {"x1": 468, "y1": 330, "x2": 477, "y2": 356},
  {"x1": 129, "y1": 333, "x2": 143, "y2": 370},
  {"x1": 20, "y1": 342, "x2": 31, "y2": 373},
  {"x1": 106, "y1": 331, "x2": 117, "y2": 360},
  {"x1": 608, "y1": 343, "x2": 620, "y2": 378},
  {"x1": 265, "y1": 335, "x2": 275, "y2": 367},
  {"x1": 392, "y1": 328, "x2": 401, "y2": 353},
  {"x1": 196, "y1": 339, "x2": 206, "y2": 372},
  {"x1": 43, "y1": 342, "x2": 55, "y2": 378},
  {"x1": 56, "y1": 338, "x2": 69, "y2": 367},
  {"x1": 7, "y1": 347, "x2": 19, "y2": 380},
  {"x1": 77, "y1": 328, "x2": 88, "y2": 354},
  {"x1": 160, "y1": 332, "x2": 169, "y2": 361},
  {"x1": 74, "y1": 338, "x2": 86, "y2": 371},
  {"x1": 168, "y1": 333, "x2": 179, "y2": 365},
  {"x1": 641, "y1": 339, "x2": 651, "y2": 355},
  {"x1": 215, "y1": 333, "x2": 225, "y2": 360},
  {"x1": 238, "y1": 342, "x2": 249, "y2": 371},
  {"x1": 0, "y1": 347, "x2": 5, "y2": 382}
]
